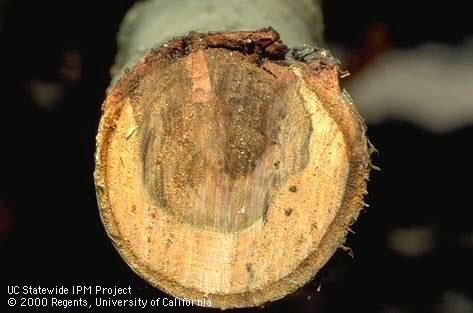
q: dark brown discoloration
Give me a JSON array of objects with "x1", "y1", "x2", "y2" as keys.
[
  {"x1": 210, "y1": 52, "x2": 287, "y2": 179},
  {"x1": 131, "y1": 31, "x2": 312, "y2": 231},
  {"x1": 289, "y1": 186, "x2": 297, "y2": 192},
  {"x1": 245, "y1": 263, "x2": 254, "y2": 279},
  {"x1": 284, "y1": 207, "x2": 293, "y2": 217}
]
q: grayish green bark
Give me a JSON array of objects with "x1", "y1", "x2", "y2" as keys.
[{"x1": 111, "y1": 0, "x2": 323, "y2": 84}]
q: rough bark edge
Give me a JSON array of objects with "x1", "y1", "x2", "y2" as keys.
[
  {"x1": 112, "y1": 0, "x2": 324, "y2": 85},
  {"x1": 94, "y1": 30, "x2": 370, "y2": 309}
]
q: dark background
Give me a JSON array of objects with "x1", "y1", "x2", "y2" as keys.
[{"x1": 1, "y1": 1, "x2": 472, "y2": 312}]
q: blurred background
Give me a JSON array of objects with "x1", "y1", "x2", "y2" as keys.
[{"x1": 1, "y1": 0, "x2": 472, "y2": 312}]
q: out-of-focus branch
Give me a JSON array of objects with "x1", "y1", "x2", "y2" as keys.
[{"x1": 348, "y1": 39, "x2": 473, "y2": 132}]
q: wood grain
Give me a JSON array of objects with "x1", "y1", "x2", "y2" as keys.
[{"x1": 95, "y1": 30, "x2": 370, "y2": 309}]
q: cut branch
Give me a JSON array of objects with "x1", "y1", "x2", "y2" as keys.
[{"x1": 95, "y1": 29, "x2": 370, "y2": 309}]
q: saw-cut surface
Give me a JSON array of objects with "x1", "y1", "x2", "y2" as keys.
[{"x1": 94, "y1": 30, "x2": 370, "y2": 309}]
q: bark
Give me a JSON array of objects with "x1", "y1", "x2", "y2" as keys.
[{"x1": 110, "y1": 0, "x2": 324, "y2": 85}]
